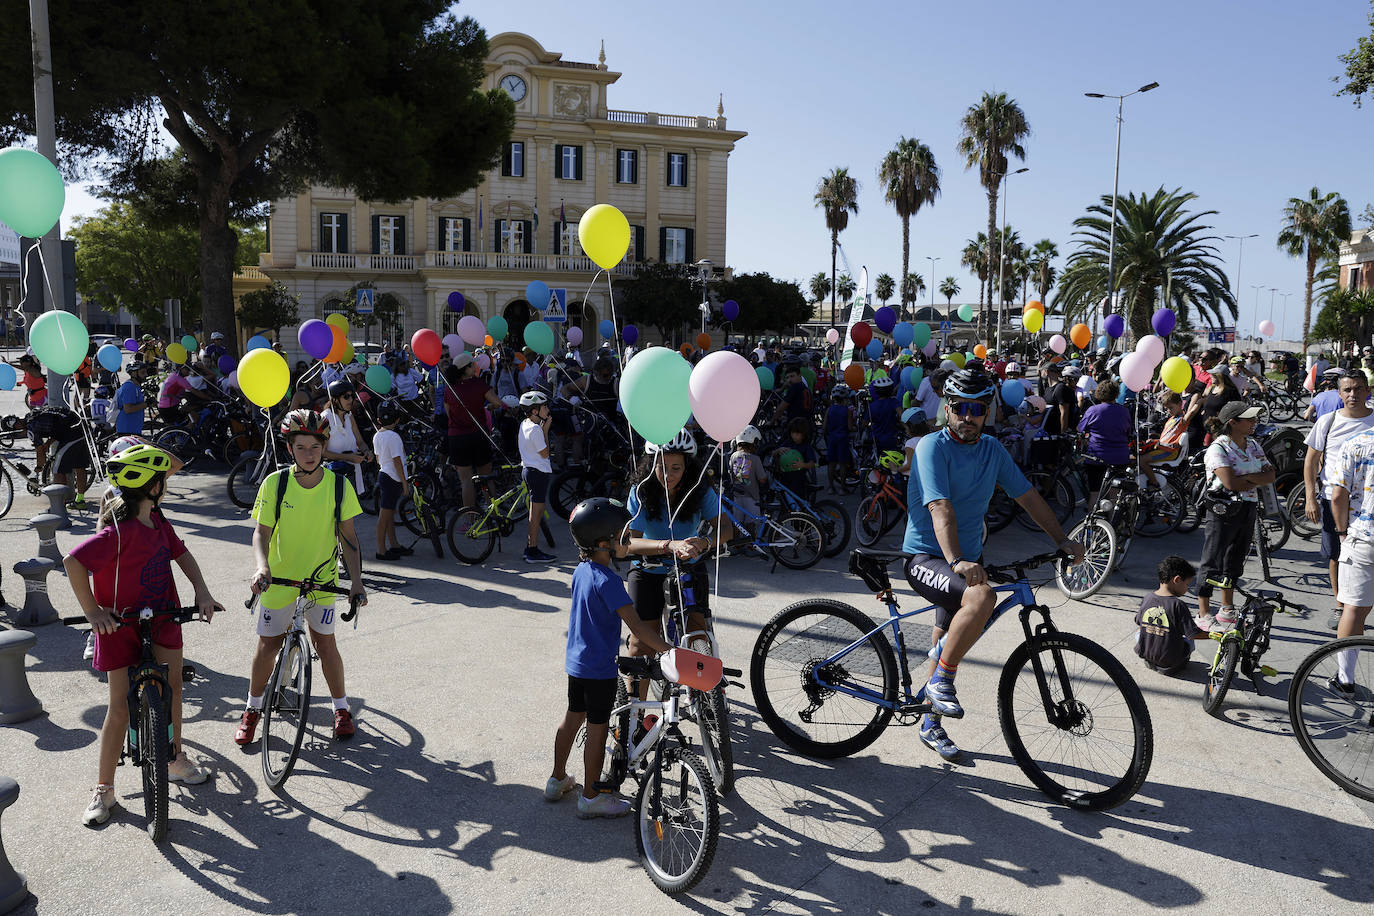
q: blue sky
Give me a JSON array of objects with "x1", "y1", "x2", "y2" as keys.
[{"x1": 59, "y1": 1, "x2": 1374, "y2": 340}]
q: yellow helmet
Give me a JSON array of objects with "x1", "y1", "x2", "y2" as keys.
[{"x1": 106, "y1": 443, "x2": 173, "y2": 489}]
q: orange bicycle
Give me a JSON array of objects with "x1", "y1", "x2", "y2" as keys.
[{"x1": 854, "y1": 451, "x2": 908, "y2": 547}]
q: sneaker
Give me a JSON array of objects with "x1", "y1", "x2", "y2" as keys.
[
  {"x1": 577, "y1": 792, "x2": 632, "y2": 819},
  {"x1": 168, "y1": 753, "x2": 209, "y2": 785},
  {"x1": 333, "y1": 708, "x2": 355, "y2": 740},
  {"x1": 544, "y1": 774, "x2": 578, "y2": 801},
  {"x1": 83, "y1": 632, "x2": 95, "y2": 661},
  {"x1": 919, "y1": 717, "x2": 962, "y2": 761},
  {"x1": 234, "y1": 709, "x2": 261, "y2": 745},
  {"x1": 1214, "y1": 606, "x2": 1238, "y2": 630},
  {"x1": 1328, "y1": 676, "x2": 1359, "y2": 701},
  {"x1": 523, "y1": 547, "x2": 556, "y2": 564},
  {"x1": 1194, "y1": 613, "x2": 1220, "y2": 633},
  {"x1": 392, "y1": 545, "x2": 414, "y2": 557},
  {"x1": 82, "y1": 784, "x2": 119, "y2": 826},
  {"x1": 374, "y1": 548, "x2": 400, "y2": 561},
  {"x1": 923, "y1": 677, "x2": 964, "y2": 718},
  {"x1": 1329, "y1": 608, "x2": 1345, "y2": 631}
]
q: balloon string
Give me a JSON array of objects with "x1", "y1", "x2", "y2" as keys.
[{"x1": 27, "y1": 241, "x2": 68, "y2": 347}]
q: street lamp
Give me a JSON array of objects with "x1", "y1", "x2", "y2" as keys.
[
  {"x1": 926, "y1": 256, "x2": 940, "y2": 321},
  {"x1": 994, "y1": 167, "x2": 1029, "y2": 354},
  {"x1": 694, "y1": 259, "x2": 714, "y2": 335},
  {"x1": 1277, "y1": 292, "x2": 1292, "y2": 326},
  {"x1": 1223, "y1": 233, "x2": 1258, "y2": 353},
  {"x1": 1084, "y1": 81, "x2": 1158, "y2": 341}
]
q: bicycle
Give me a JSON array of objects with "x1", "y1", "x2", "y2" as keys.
[
  {"x1": 226, "y1": 413, "x2": 288, "y2": 510},
  {"x1": 445, "y1": 467, "x2": 531, "y2": 564},
  {"x1": 1199, "y1": 576, "x2": 1310, "y2": 715},
  {"x1": 244, "y1": 559, "x2": 363, "y2": 790},
  {"x1": 397, "y1": 473, "x2": 444, "y2": 558},
  {"x1": 1287, "y1": 635, "x2": 1374, "y2": 802},
  {"x1": 718, "y1": 493, "x2": 824, "y2": 570},
  {"x1": 765, "y1": 478, "x2": 851, "y2": 559},
  {"x1": 61, "y1": 606, "x2": 209, "y2": 841},
  {"x1": 854, "y1": 461, "x2": 908, "y2": 547},
  {"x1": 750, "y1": 548, "x2": 1153, "y2": 810},
  {"x1": 0, "y1": 448, "x2": 47, "y2": 518}
]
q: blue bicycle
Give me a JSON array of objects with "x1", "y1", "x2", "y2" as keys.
[
  {"x1": 719, "y1": 494, "x2": 825, "y2": 570},
  {"x1": 765, "y1": 478, "x2": 851, "y2": 559},
  {"x1": 749, "y1": 548, "x2": 1153, "y2": 810}
]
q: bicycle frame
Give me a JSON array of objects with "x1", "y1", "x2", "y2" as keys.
[
  {"x1": 466, "y1": 480, "x2": 530, "y2": 538},
  {"x1": 718, "y1": 495, "x2": 804, "y2": 551}
]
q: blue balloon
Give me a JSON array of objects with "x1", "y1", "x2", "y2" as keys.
[
  {"x1": 526, "y1": 280, "x2": 550, "y2": 310},
  {"x1": 1002, "y1": 379, "x2": 1026, "y2": 409},
  {"x1": 599, "y1": 319, "x2": 615, "y2": 339},
  {"x1": 900, "y1": 365, "x2": 918, "y2": 390},
  {"x1": 1097, "y1": 335, "x2": 1109, "y2": 350},
  {"x1": 247, "y1": 335, "x2": 271, "y2": 351},
  {"x1": 97, "y1": 344, "x2": 124, "y2": 372},
  {"x1": 865, "y1": 339, "x2": 883, "y2": 359},
  {"x1": 893, "y1": 322, "x2": 914, "y2": 347},
  {"x1": 0, "y1": 363, "x2": 14, "y2": 390},
  {"x1": 1118, "y1": 382, "x2": 1132, "y2": 404}
]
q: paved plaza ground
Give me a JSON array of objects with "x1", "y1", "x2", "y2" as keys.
[{"x1": 1, "y1": 391, "x2": 1372, "y2": 914}]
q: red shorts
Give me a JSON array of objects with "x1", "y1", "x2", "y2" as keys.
[{"x1": 92, "y1": 617, "x2": 183, "y2": 673}]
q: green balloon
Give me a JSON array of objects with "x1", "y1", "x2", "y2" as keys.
[
  {"x1": 756, "y1": 366, "x2": 774, "y2": 391},
  {"x1": 356, "y1": 353, "x2": 368, "y2": 365},
  {"x1": 621, "y1": 346, "x2": 692, "y2": 445},
  {"x1": 487, "y1": 315, "x2": 509, "y2": 341},
  {"x1": 966, "y1": 351, "x2": 977, "y2": 362},
  {"x1": 29, "y1": 310, "x2": 89, "y2": 375},
  {"x1": 364, "y1": 364, "x2": 392, "y2": 394},
  {"x1": 801, "y1": 367, "x2": 816, "y2": 388},
  {"x1": 524, "y1": 320, "x2": 554, "y2": 356},
  {"x1": 913, "y1": 322, "x2": 931, "y2": 348},
  {"x1": 180, "y1": 334, "x2": 197, "y2": 351},
  {"x1": 957, "y1": 303, "x2": 974, "y2": 322},
  {"x1": 0, "y1": 147, "x2": 65, "y2": 238}
]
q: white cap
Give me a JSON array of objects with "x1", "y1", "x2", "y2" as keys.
[{"x1": 210, "y1": 331, "x2": 224, "y2": 340}]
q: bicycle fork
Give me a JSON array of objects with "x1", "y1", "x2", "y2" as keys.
[
  {"x1": 123, "y1": 668, "x2": 173, "y2": 766},
  {"x1": 1018, "y1": 607, "x2": 1087, "y2": 730}
]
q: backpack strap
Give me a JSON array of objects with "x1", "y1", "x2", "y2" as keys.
[
  {"x1": 334, "y1": 467, "x2": 344, "y2": 529},
  {"x1": 272, "y1": 467, "x2": 292, "y2": 524}
]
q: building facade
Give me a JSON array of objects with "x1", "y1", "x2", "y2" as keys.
[
  {"x1": 1339, "y1": 229, "x2": 1374, "y2": 291},
  {"x1": 257, "y1": 32, "x2": 745, "y2": 351}
]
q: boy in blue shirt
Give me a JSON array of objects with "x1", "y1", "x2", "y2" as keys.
[{"x1": 549, "y1": 497, "x2": 671, "y2": 818}]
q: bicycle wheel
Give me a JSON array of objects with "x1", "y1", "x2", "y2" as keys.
[
  {"x1": 750, "y1": 599, "x2": 897, "y2": 758},
  {"x1": 446, "y1": 508, "x2": 496, "y2": 564},
  {"x1": 1286, "y1": 487, "x2": 1320, "y2": 540},
  {"x1": 422, "y1": 505, "x2": 443, "y2": 558},
  {"x1": 1203, "y1": 638, "x2": 1239, "y2": 717},
  {"x1": 227, "y1": 453, "x2": 271, "y2": 509},
  {"x1": 855, "y1": 495, "x2": 892, "y2": 547},
  {"x1": 1135, "y1": 477, "x2": 1185, "y2": 537},
  {"x1": 985, "y1": 485, "x2": 1017, "y2": 532},
  {"x1": 1015, "y1": 471, "x2": 1073, "y2": 532},
  {"x1": 397, "y1": 493, "x2": 426, "y2": 536},
  {"x1": 634, "y1": 748, "x2": 719, "y2": 895},
  {"x1": 1288, "y1": 637, "x2": 1374, "y2": 801},
  {"x1": 1055, "y1": 518, "x2": 1117, "y2": 600},
  {"x1": 767, "y1": 512, "x2": 825, "y2": 570},
  {"x1": 138, "y1": 682, "x2": 170, "y2": 841},
  {"x1": 0, "y1": 465, "x2": 13, "y2": 519},
  {"x1": 1176, "y1": 474, "x2": 1204, "y2": 534},
  {"x1": 155, "y1": 428, "x2": 199, "y2": 470},
  {"x1": 1269, "y1": 393, "x2": 1297, "y2": 423},
  {"x1": 547, "y1": 468, "x2": 589, "y2": 520},
  {"x1": 813, "y1": 498, "x2": 852, "y2": 559},
  {"x1": 357, "y1": 465, "x2": 380, "y2": 516},
  {"x1": 261, "y1": 631, "x2": 311, "y2": 790},
  {"x1": 998, "y1": 631, "x2": 1153, "y2": 811},
  {"x1": 694, "y1": 684, "x2": 734, "y2": 796},
  {"x1": 602, "y1": 678, "x2": 631, "y2": 792},
  {"x1": 1257, "y1": 508, "x2": 1290, "y2": 553}
]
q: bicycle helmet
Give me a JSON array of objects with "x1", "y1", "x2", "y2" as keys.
[
  {"x1": 778, "y1": 448, "x2": 804, "y2": 472},
  {"x1": 327, "y1": 379, "x2": 355, "y2": 400},
  {"x1": 374, "y1": 400, "x2": 402, "y2": 426},
  {"x1": 1229, "y1": 355, "x2": 1244, "y2": 365},
  {"x1": 1061, "y1": 366, "x2": 1082, "y2": 379},
  {"x1": 280, "y1": 408, "x2": 330, "y2": 441},
  {"x1": 1005, "y1": 361, "x2": 1022, "y2": 375},
  {"x1": 501, "y1": 394, "x2": 520, "y2": 409},
  {"x1": 735, "y1": 425, "x2": 762, "y2": 445},
  {"x1": 106, "y1": 443, "x2": 174, "y2": 489},
  {"x1": 942, "y1": 367, "x2": 996, "y2": 400},
  {"x1": 95, "y1": 385, "x2": 112, "y2": 398},
  {"x1": 519, "y1": 390, "x2": 548, "y2": 408},
  {"x1": 901, "y1": 407, "x2": 927, "y2": 425},
  {"x1": 644, "y1": 429, "x2": 698, "y2": 457},
  {"x1": 832, "y1": 384, "x2": 851, "y2": 400},
  {"x1": 569, "y1": 497, "x2": 631, "y2": 551},
  {"x1": 878, "y1": 449, "x2": 905, "y2": 470},
  {"x1": 108, "y1": 435, "x2": 150, "y2": 457},
  {"x1": 872, "y1": 375, "x2": 895, "y2": 392}
]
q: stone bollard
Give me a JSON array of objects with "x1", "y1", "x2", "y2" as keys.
[
  {"x1": 9, "y1": 561, "x2": 58, "y2": 629},
  {"x1": 0, "y1": 777, "x2": 27, "y2": 913},
  {"x1": 27, "y1": 515, "x2": 62, "y2": 565},
  {"x1": 41, "y1": 484, "x2": 74, "y2": 530},
  {"x1": 0, "y1": 631, "x2": 42, "y2": 725}
]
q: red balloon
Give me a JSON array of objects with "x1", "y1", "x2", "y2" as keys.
[
  {"x1": 850, "y1": 323, "x2": 873, "y2": 348},
  {"x1": 412, "y1": 328, "x2": 442, "y2": 366}
]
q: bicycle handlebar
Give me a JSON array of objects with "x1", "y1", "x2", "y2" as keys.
[
  {"x1": 985, "y1": 551, "x2": 1071, "y2": 585},
  {"x1": 244, "y1": 578, "x2": 363, "y2": 622},
  {"x1": 61, "y1": 606, "x2": 207, "y2": 628},
  {"x1": 616, "y1": 655, "x2": 742, "y2": 681},
  {"x1": 1203, "y1": 576, "x2": 1312, "y2": 615}
]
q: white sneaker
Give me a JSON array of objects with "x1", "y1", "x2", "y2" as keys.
[
  {"x1": 1194, "y1": 613, "x2": 1219, "y2": 633},
  {"x1": 82, "y1": 784, "x2": 119, "y2": 826},
  {"x1": 168, "y1": 753, "x2": 209, "y2": 785},
  {"x1": 544, "y1": 774, "x2": 578, "y2": 801},
  {"x1": 577, "y1": 792, "x2": 632, "y2": 819},
  {"x1": 83, "y1": 632, "x2": 95, "y2": 661},
  {"x1": 1214, "y1": 606, "x2": 1238, "y2": 629}
]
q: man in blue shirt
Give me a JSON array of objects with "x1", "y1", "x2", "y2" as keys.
[
  {"x1": 113, "y1": 360, "x2": 150, "y2": 435},
  {"x1": 902, "y1": 367, "x2": 1084, "y2": 761}
]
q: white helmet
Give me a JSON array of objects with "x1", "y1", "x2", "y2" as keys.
[
  {"x1": 519, "y1": 391, "x2": 548, "y2": 408},
  {"x1": 501, "y1": 394, "x2": 520, "y2": 409},
  {"x1": 645, "y1": 429, "x2": 698, "y2": 457},
  {"x1": 1005, "y1": 361, "x2": 1022, "y2": 375},
  {"x1": 735, "y1": 425, "x2": 762, "y2": 445}
]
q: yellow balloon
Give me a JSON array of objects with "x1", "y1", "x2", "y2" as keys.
[
  {"x1": 343, "y1": 343, "x2": 356, "y2": 364},
  {"x1": 1160, "y1": 356, "x2": 1193, "y2": 393},
  {"x1": 949, "y1": 352, "x2": 966, "y2": 369},
  {"x1": 239, "y1": 348, "x2": 290, "y2": 408},
  {"x1": 1023, "y1": 309, "x2": 1044, "y2": 333},
  {"x1": 577, "y1": 204, "x2": 631, "y2": 270},
  {"x1": 165, "y1": 342, "x2": 188, "y2": 365},
  {"x1": 326, "y1": 313, "x2": 350, "y2": 335}
]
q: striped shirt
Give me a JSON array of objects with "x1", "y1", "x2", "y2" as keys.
[{"x1": 1330, "y1": 427, "x2": 1374, "y2": 543}]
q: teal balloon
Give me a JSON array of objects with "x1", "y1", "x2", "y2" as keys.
[
  {"x1": 912, "y1": 322, "x2": 931, "y2": 348},
  {"x1": 487, "y1": 315, "x2": 509, "y2": 341},
  {"x1": 756, "y1": 366, "x2": 774, "y2": 391},
  {"x1": 620, "y1": 346, "x2": 692, "y2": 445},
  {"x1": 96, "y1": 344, "x2": 123, "y2": 372},
  {"x1": 957, "y1": 303, "x2": 974, "y2": 322},
  {"x1": 180, "y1": 334, "x2": 197, "y2": 352},
  {"x1": 364, "y1": 364, "x2": 392, "y2": 394},
  {"x1": 0, "y1": 363, "x2": 14, "y2": 390},
  {"x1": 29, "y1": 310, "x2": 89, "y2": 374},
  {"x1": 0, "y1": 147, "x2": 66, "y2": 238},
  {"x1": 524, "y1": 320, "x2": 555, "y2": 355},
  {"x1": 247, "y1": 335, "x2": 271, "y2": 351}
]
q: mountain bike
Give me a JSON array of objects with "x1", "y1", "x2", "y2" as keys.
[
  {"x1": 244, "y1": 559, "x2": 363, "y2": 790},
  {"x1": 0, "y1": 449, "x2": 47, "y2": 519},
  {"x1": 445, "y1": 469, "x2": 531, "y2": 564},
  {"x1": 226, "y1": 414, "x2": 288, "y2": 510},
  {"x1": 718, "y1": 493, "x2": 824, "y2": 570},
  {"x1": 766, "y1": 478, "x2": 851, "y2": 559},
  {"x1": 397, "y1": 473, "x2": 444, "y2": 558},
  {"x1": 1200, "y1": 576, "x2": 1309, "y2": 715},
  {"x1": 750, "y1": 548, "x2": 1153, "y2": 810},
  {"x1": 1287, "y1": 635, "x2": 1374, "y2": 802}
]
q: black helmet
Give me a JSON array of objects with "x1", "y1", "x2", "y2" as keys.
[
  {"x1": 327, "y1": 379, "x2": 355, "y2": 400},
  {"x1": 943, "y1": 367, "x2": 996, "y2": 400},
  {"x1": 569, "y1": 497, "x2": 631, "y2": 551},
  {"x1": 374, "y1": 400, "x2": 402, "y2": 426}
]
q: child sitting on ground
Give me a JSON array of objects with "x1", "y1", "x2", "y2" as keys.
[
  {"x1": 548, "y1": 498, "x2": 671, "y2": 818},
  {"x1": 371, "y1": 401, "x2": 411, "y2": 561},
  {"x1": 1134, "y1": 555, "x2": 1208, "y2": 674}
]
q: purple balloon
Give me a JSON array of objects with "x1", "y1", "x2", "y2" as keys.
[
  {"x1": 922, "y1": 339, "x2": 938, "y2": 357},
  {"x1": 622, "y1": 325, "x2": 640, "y2": 345},
  {"x1": 298, "y1": 319, "x2": 334, "y2": 360},
  {"x1": 1104, "y1": 313, "x2": 1125, "y2": 339},
  {"x1": 217, "y1": 354, "x2": 237, "y2": 374},
  {"x1": 124, "y1": 338, "x2": 139, "y2": 352},
  {"x1": 447, "y1": 291, "x2": 465, "y2": 311},
  {"x1": 873, "y1": 306, "x2": 897, "y2": 335},
  {"x1": 722, "y1": 299, "x2": 740, "y2": 322},
  {"x1": 1152, "y1": 307, "x2": 1177, "y2": 336}
]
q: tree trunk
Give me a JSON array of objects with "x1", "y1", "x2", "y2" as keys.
[
  {"x1": 900, "y1": 215, "x2": 910, "y2": 321},
  {"x1": 984, "y1": 189, "x2": 998, "y2": 340},
  {"x1": 830, "y1": 233, "x2": 839, "y2": 327},
  {"x1": 1303, "y1": 244, "x2": 1317, "y2": 348},
  {"x1": 198, "y1": 172, "x2": 240, "y2": 356}
]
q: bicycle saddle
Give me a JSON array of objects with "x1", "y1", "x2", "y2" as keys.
[{"x1": 848, "y1": 548, "x2": 908, "y2": 593}]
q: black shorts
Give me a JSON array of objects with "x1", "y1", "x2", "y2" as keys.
[
  {"x1": 524, "y1": 467, "x2": 550, "y2": 504},
  {"x1": 627, "y1": 566, "x2": 711, "y2": 623},
  {"x1": 1320, "y1": 497, "x2": 1342, "y2": 562},
  {"x1": 377, "y1": 473, "x2": 402, "y2": 512},
  {"x1": 904, "y1": 553, "x2": 982, "y2": 630},
  {"x1": 448, "y1": 432, "x2": 492, "y2": 468},
  {"x1": 567, "y1": 675, "x2": 618, "y2": 725},
  {"x1": 53, "y1": 437, "x2": 91, "y2": 474}
]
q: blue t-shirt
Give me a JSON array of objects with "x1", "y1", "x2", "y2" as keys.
[
  {"x1": 1312, "y1": 389, "x2": 1343, "y2": 419},
  {"x1": 567, "y1": 560, "x2": 632, "y2": 679},
  {"x1": 869, "y1": 397, "x2": 900, "y2": 448},
  {"x1": 903, "y1": 428, "x2": 1031, "y2": 558},
  {"x1": 113, "y1": 379, "x2": 145, "y2": 434},
  {"x1": 825, "y1": 403, "x2": 851, "y2": 444},
  {"x1": 627, "y1": 482, "x2": 722, "y2": 574}
]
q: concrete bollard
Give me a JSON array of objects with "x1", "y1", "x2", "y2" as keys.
[
  {"x1": 9, "y1": 561, "x2": 58, "y2": 629},
  {"x1": 41, "y1": 484, "x2": 74, "y2": 530},
  {"x1": 0, "y1": 777, "x2": 27, "y2": 913},
  {"x1": 0, "y1": 631, "x2": 42, "y2": 725},
  {"x1": 27, "y1": 515, "x2": 62, "y2": 565}
]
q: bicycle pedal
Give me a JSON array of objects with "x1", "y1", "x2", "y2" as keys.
[
  {"x1": 896, "y1": 701, "x2": 931, "y2": 716},
  {"x1": 181, "y1": 664, "x2": 196, "y2": 682}
]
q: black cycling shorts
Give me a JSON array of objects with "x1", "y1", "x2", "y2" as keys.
[
  {"x1": 447, "y1": 432, "x2": 492, "y2": 468},
  {"x1": 903, "y1": 553, "x2": 982, "y2": 631},
  {"x1": 627, "y1": 566, "x2": 711, "y2": 623},
  {"x1": 567, "y1": 675, "x2": 618, "y2": 725}
]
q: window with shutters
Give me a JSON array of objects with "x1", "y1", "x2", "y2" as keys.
[
  {"x1": 1353, "y1": 266, "x2": 1363, "y2": 290},
  {"x1": 557, "y1": 144, "x2": 583, "y2": 181},
  {"x1": 616, "y1": 149, "x2": 638, "y2": 184},
  {"x1": 377, "y1": 215, "x2": 403, "y2": 255},
  {"x1": 557, "y1": 222, "x2": 583, "y2": 257},
  {"x1": 667, "y1": 153, "x2": 688, "y2": 187},
  {"x1": 502, "y1": 142, "x2": 525, "y2": 178},
  {"x1": 498, "y1": 219, "x2": 527, "y2": 254},
  {"x1": 438, "y1": 217, "x2": 466, "y2": 252},
  {"x1": 320, "y1": 212, "x2": 347, "y2": 252},
  {"x1": 631, "y1": 225, "x2": 645, "y2": 262},
  {"x1": 664, "y1": 227, "x2": 688, "y2": 264}
]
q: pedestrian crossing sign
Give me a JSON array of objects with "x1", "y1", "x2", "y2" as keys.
[
  {"x1": 939, "y1": 320, "x2": 952, "y2": 332},
  {"x1": 544, "y1": 288, "x2": 567, "y2": 322},
  {"x1": 356, "y1": 288, "x2": 375, "y2": 314}
]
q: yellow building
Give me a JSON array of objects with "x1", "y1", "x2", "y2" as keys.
[{"x1": 257, "y1": 31, "x2": 746, "y2": 350}]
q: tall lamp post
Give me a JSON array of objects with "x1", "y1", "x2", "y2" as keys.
[
  {"x1": 694, "y1": 259, "x2": 714, "y2": 337},
  {"x1": 1223, "y1": 233, "x2": 1258, "y2": 354},
  {"x1": 926, "y1": 256, "x2": 940, "y2": 321},
  {"x1": 1277, "y1": 292, "x2": 1292, "y2": 334},
  {"x1": 994, "y1": 167, "x2": 1028, "y2": 355},
  {"x1": 1084, "y1": 82, "x2": 1158, "y2": 342}
]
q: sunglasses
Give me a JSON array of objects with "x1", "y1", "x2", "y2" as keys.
[{"x1": 951, "y1": 401, "x2": 990, "y2": 418}]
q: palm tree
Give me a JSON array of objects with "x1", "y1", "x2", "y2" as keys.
[
  {"x1": 836, "y1": 273, "x2": 857, "y2": 303},
  {"x1": 903, "y1": 273, "x2": 926, "y2": 309},
  {"x1": 939, "y1": 276, "x2": 960, "y2": 311},
  {"x1": 1278, "y1": 187, "x2": 1351, "y2": 347},
  {"x1": 808, "y1": 271, "x2": 832, "y2": 317},
  {"x1": 960, "y1": 234, "x2": 989, "y2": 315},
  {"x1": 957, "y1": 92, "x2": 1030, "y2": 336},
  {"x1": 1054, "y1": 188, "x2": 1235, "y2": 339},
  {"x1": 814, "y1": 167, "x2": 860, "y2": 326},
  {"x1": 877, "y1": 137, "x2": 941, "y2": 319},
  {"x1": 1028, "y1": 239, "x2": 1058, "y2": 304},
  {"x1": 874, "y1": 272, "x2": 895, "y2": 306}
]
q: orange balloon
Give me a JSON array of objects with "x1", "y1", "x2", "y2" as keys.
[
  {"x1": 1026, "y1": 300, "x2": 1044, "y2": 313},
  {"x1": 696, "y1": 332, "x2": 712, "y2": 351},
  {"x1": 680, "y1": 343, "x2": 693, "y2": 358},
  {"x1": 514, "y1": 353, "x2": 526, "y2": 370},
  {"x1": 484, "y1": 335, "x2": 494, "y2": 347},
  {"x1": 973, "y1": 344, "x2": 987, "y2": 359},
  {"x1": 843, "y1": 364, "x2": 865, "y2": 389},
  {"x1": 324, "y1": 326, "x2": 349, "y2": 363},
  {"x1": 1070, "y1": 323, "x2": 1092, "y2": 350}
]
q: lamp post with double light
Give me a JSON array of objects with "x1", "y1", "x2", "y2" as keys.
[{"x1": 994, "y1": 167, "x2": 1028, "y2": 355}]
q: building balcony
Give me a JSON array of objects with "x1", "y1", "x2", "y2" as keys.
[
  {"x1": 605, "y1": 109, "x2": 726, "y2": 130},
  {"x1": 282, "y1": 250, "x2": 639, "y2": 275}
]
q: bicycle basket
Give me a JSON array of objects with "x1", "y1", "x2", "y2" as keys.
[{"x1": 659, "y1": 648, "x2": 722, "y2": 692}]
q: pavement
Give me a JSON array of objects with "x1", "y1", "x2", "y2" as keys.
[{"x1": 1, "y1": 392, "x2": 1372, "y2": 914}]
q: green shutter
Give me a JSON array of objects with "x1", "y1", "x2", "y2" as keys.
[
  {"x1": 685, "y1": 228, "x2": 695, "y2": 264},
  {"x1": 494, "y1": 219, "x2": 503, "y2": 252},
  {"x1": 659, "y1": 227, "x2": 667, "y2": 262},
  {"x1": 338, "y1": 214, "x2": 348, "y2": 253},
  {"x1": 501, "y1": 143, "x2": 512, "y2": 177},
  {"x1": 370, "y1": 215, "x2": 380, "y2": 255},
  {"x1": 319, "y1": 213, "x2": 327, "y2": 252},
  {"x1": 552, "y1": 220, "x2": 561, "y2": 254},
  {"x1": 461, "y1": 218, "x2": 472, "y2": 252},
  {"x1": 554, "y1": 144, "x2": 563, "y2": 179},
  {"x1": 574, "y1": 147, "x2": 583, "y2": 181},
  {"x1": 522, "y1": 220, "x2": 533, "y2": 254},
  {"x1": 633, "y1": 226, "x2": 645, "y2": 262},
  {"x1": 397, "y1": 215, "x2": 407, "y2": 255}
]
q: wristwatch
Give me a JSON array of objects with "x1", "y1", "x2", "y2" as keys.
[{"x1": 948, "y1": 556, "x2": 965, "y2": 568}]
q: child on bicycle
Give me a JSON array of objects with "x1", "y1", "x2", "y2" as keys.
[
  {"x1": 371, "y1": 400, "x2": 410, "y2": 561},
  {"x1": 66, "y1": 442, "x2": 222, "y2": 826},
  {"x1": 237, "y1": 409, "x2": 367, "y2": 746},
  {"x1": 1140, "y1": 391, "x2": 1187, "y2": 487},
  {"x1": 518, "y1": 390, "x2": 557, "y2": 564},
  {"x1": 549, "y1": 498, "x2": 671, "y2": 818},
  {"x1": 773, "y1": 417, "x2": 817, "y2": 498},
  {"x1": 1134, "y1": 555, "x2": 1207, "y2": 674}
]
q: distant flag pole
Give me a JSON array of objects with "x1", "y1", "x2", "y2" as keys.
[{"x1": 477, "y1": 194, "x2": 483, "y2": 252}]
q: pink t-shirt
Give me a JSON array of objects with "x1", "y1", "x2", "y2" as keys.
[
  {"x1": 158, "y1": 373, "x2": 192, "y2": 408},
  {"x1": 68, "y1": 512, "x2": 188, "y2": 615}
]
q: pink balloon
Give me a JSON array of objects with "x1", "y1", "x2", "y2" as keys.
[
  {"x1": 567, "y1": 326, "x2": 584, "y2": 347},
  {"x1": 922, "y1": 340, "x2": 937, "y2": 357},
  {"x1": 688, "y1": 350, "x2": 762, "y2": 442},
  {"x1": 826, "y1": 328, "x2": 840, "y2": 345},
  {"x1": 1120, "y1": 352, "x2": 1155, "y2": 392},
  {"x1": 1258, "y1": 319, "x2": 1275, "y2": 337},
  {"x1": 1049, "y1": 334, "x2": 1067, "y2": 355},
  {"x1": 442, "y1": 333, "x2": 464, "y2": 356},
  {"x1": 457, "y1": 315, "x2": 486, "y2": 347},
  {"x1": 1135, "y1": 334, "x2": 1165, "y2": 368},
  {"x1": 476, "y1": 353, "x2": 491, "y2": 371}
]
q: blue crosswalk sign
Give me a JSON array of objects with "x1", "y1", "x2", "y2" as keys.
[
  {"x1": 939, "y1": 320, "x2": 952, "y2": 332},
  {"x1": 544, "y1": 288, "x2": 567, "y2": 322},
  {"x1": 356, "y1": 288, "x2": 375, "y2": 314}
]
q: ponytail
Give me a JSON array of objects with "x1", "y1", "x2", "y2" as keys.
[{"x1": 1204, "y1": 417, "x2": 1224, "y2": 439}]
